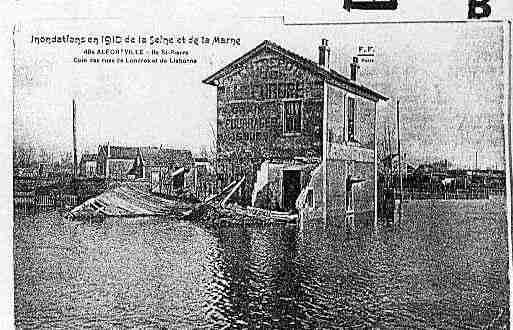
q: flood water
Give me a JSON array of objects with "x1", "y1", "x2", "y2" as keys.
[{"x1": 14, "y1": 199, "x2": 509, "y2": 329}]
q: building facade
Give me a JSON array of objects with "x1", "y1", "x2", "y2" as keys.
[
  {"x1": 96, "y1": 145, "x2": 139, "y2": 179},
  {"x1": 79, "y1": 153, "x2": 98, "y2": 178},
  {"x1": 130, "y1": 147, "x2": 193, "y2": 195},
  {"x1": 204, "y1": 39, "x2": 387, "y2": 225}
]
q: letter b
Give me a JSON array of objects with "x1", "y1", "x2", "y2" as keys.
[{"x1": 468, "y1": 0, "x2": 492, "y2": 19}]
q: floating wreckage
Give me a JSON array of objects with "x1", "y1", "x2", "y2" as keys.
[
  {"x1": 185, "y1": 177, "x2": 298, "y2": 227},
  {"x1": 70, "y1": 178, "x2": 297, "y2": 226},
  {"x1": 69, "y1": 182, "x2": 194, "y2": 219}
]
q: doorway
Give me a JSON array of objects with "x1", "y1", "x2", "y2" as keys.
[
  {"x1": 282, "y1": 170, "x2": 301, "y2": 212},
  {"x1": 172, "y1": 172, "x2": 184, "y2": 191}
]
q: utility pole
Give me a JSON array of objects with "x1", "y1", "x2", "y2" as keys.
[
  {"x1": 396, "y1": 100, "x2": 403, "y2": 221},
  {"x1": 73, "y1": 99, "x2": 78, "y2": 179},
  {"x1": 385, "y1": 123, "x2": 392, "y2": 188}
]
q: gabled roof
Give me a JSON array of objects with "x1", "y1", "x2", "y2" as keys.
[
  {"x1": 140, "y1": 147, "x2": 193, "y2": 169},
  {"x1": 203, "y1": 40, "x2": 388, "y2": 102},
  {"x1": 99, "y1": 145, "x2": 139, "y2": 160}
]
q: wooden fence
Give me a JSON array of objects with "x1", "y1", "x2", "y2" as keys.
[
  {"x1": 393, "y1": 188, "x2": 505, "y2": 201},
  {"x1": 14, "y1": 193, "x2": 78, "y2": 209}
]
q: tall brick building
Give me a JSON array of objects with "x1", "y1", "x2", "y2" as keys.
[{"x1": 203, "y1": 39, "x2": 388, "y2": 225}]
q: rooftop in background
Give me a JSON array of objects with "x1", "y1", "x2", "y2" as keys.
[
  {"x1": 140, "y1": 147, "x2": 194, "y2": 169},
  {"x1": 99, "y1": 145, "x2": 139, "y2": 159}
]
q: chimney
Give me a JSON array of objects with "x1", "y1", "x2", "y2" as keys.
[
  {"x1": 350, "y1": 57, "x2": 359, "y2": 81},
  {"x1": 318, "y1": 39, "x2": 330, "y2": 70}
]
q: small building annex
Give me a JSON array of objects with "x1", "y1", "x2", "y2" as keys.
[
  {"x1": 203, "y1": 39, "x2": 388, "y2": 226},
  {"x1": 97, "y1": 144, "x2": 139, "y2": 179},
  {"x1": 130, "y1": 147, "x2": 193, "y2": 195},
  {"x1": 79, "y1": 153, "x2": 97, "y2": 178}
]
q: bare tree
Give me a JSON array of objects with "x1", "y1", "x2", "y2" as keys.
[
  {"x1": 207, "y1": 121, "x2": 217, "y2": 157},
  {"x1": 13, "y1": 143, "x2": 35, "y2": 168}
]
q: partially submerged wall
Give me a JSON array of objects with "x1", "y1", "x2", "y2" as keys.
[
  {"x1": 215, "y1": 48, "x2": 324, "y2": 205},
  {"x1": 252, "y1": 161, "x2": 319, "y2": 211},
  {"x1": 296, "y1": 164, "x2": 324, "y2": 221},
  {"x1": 324, "y1": 83, "x2": 377, "y2": 226}
]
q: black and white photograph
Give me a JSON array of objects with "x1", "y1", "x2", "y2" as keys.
[{"x1": 11, "y1": 16, "x2": 512, "y2": 329}]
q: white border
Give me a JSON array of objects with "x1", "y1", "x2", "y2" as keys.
[{"x1": 502, "y1": 20, "x2": 513, "y2": 327}]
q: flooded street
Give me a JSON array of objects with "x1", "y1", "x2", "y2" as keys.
[{"x1": 14, "y1": 199, "x2": 509, "y2": 329}]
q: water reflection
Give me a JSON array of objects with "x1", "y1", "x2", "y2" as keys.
[
  {"x1": 14, "y1": 199, "x2": 509, "y2": 329},
  {"x1": 211, "y1": 226, "x2": 305, "y2": 328}
]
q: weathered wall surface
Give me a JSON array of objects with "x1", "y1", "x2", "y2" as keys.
[
  {"x1": 107, "y1": 159, "x2": 135, "y2": 179},
  {"x1": 325, "y1": 160, "x2": 375, "y2": 226},
  {"x1": 252, "y1": 162, "x2": 284, "y2": 210},
  {"x1": 325, "y1": 159, "x2": 347, "y2": 224},
  {"x1": 354, "y1": 96, "x2": 376, "y2": 150},
  {"x1": 326, "y1": 83, "x2": 376, "y2": 148},
  {"x1": 325, "y1": 83, "x2": 377, "y2": 225},
  {"x1": 296, "y1": 164, "x2": 324, "y2": 221},
  {"x1": 353, "y1": 161, "x2": 375, "y2": 224},
  {"x1": 215, "y1": 49, "x2": 324, "y2": 204},
  {"x1": 326, "y1": 84, "x2": 346, "y2": 144}
]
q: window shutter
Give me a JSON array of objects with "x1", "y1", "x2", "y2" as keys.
[{"x1": 348, "y1": 97, "x2": 355, "y2": 141}]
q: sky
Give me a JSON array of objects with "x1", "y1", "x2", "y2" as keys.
[{"x1": 13, "y1": 18, "x2": 507, "y2": 169}]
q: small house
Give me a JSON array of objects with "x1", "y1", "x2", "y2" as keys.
[
  {"x1": 131, "y1": 147, "x2": 193, "y2": 194},
  {"x1": 96, "y1": 144, "x2": 139, "y2": 179},
  {"x1": 79, "y1": 153, "x2": 98, "y2": 178}
]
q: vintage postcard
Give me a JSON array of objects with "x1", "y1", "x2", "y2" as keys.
[{"x1": 10, "y1": 10, "x2": 512, "y2": 329}]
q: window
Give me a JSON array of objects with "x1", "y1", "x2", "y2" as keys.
[
  {"x1": 233, "y1": 85, "x2": 240, "y2": 99},
  {"x1": 261, "y1": 84, "x2": 268, "y2": 99},
  {"x1": 346, "y1": 175, "x2": 354, "y2": 214},
  {"x1": 286, "y1": 83, "x2": 295, "y2": 98},
  {"x1": 259, "y1": 117, "x2": 266, "y2": 129},
  {"x1": 347, "y1": 97, "x2": 356, "y2": 142},
  {"x1": 296, "y1": 82, "x2": 304, "y2": 98},
  {"x1": 278, "y1": 83, "x2": 286, "y2": 98},
  {"x1": 240, "y1": 84, "x2": 250, "y2": 99},
  {"x1": 312, "y1": 81, "x2": 324, "y2": 97},
  {"x1": 252, "y1": 84, "x2": 261, "y2": 99},
  {"x1": 283, "y1": 101, "x2": 302, "y2": 134},
  {"x1": 268, "y1": 83, "x2": 278, "y2": 99}
]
